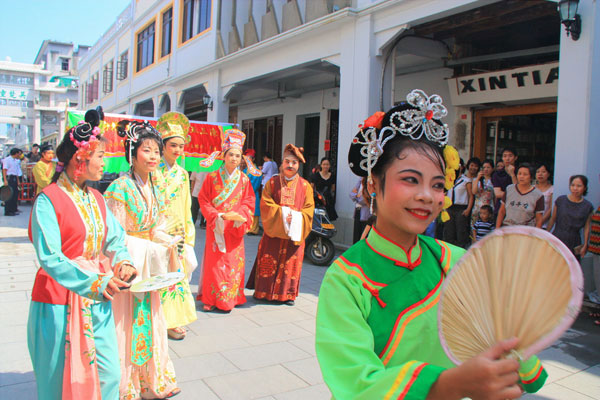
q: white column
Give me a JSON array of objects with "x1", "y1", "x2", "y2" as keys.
[
  {"x1": 152, "y1": 95, "x2": 160, "y2": 117},
  {"x1": 335, "y1": 14, "x2": 382, "y2": 245},
  {"x1": 207, "y1": 69, "x2": 229, "y2": 123},
  {"x1": 555, "y1": 0, "x2": 600, "y2": 203}
]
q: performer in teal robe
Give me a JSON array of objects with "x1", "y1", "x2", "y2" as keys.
[{"x1": 28, "y1": 109, "x2": 135, "y2": 400}]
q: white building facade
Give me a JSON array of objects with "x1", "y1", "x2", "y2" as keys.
[
  {"x1": 79, "y1": 0, "x2": 600, "y2": 246},
  {"x1": 0, "y1": 41, "x2": 88, "y2": 156},
  {"x1": 0, "y1": 61, "x2": 43, "y2": 154},
  {"x1": 33, "y1": 40, "x2": 89, "y2": 148}
]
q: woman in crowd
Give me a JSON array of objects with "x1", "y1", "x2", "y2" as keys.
[
  {"x1": 32, "y1": 144, "x2": 56, "y2": 195},
  {"x1": 28, "y1": 109, "x2": 135, "y2": 400},
  {"x1": 156, "y1": 112, "x2": 198, "y2": 341},
  {"x1": 316, "y1": 90, "x2": 546, "y2": 399},
  {"x1": 471, "y1": 159, "x2": 494, "y2": 228},
  {"x1": 104, "y1": 121, "x2": 179, "y2": 399},
  {"x1": 535, "y1": 163, "x2": 554, "y2": 229},
  {"x1": 496, "y1": 163, "x2": 544, "y2": 228},
  {"x1": 242, "y1": 148, "x2": 263, "y2": 235},
  {"x1": 350, "y1": 177, "x2": 371, "y2": 243},
  {"x1": 547, "y1": 175, "x2": 594, "y2": 260},
  {"x1": 197, "y1": 129, "x2": 256, "y2": 312},
  {"x1": 311, "y1": 157, "x2": 338, "y2": 221},
  {"x1": 443, "y1": 158, "x2": 478, "y2": 248}
]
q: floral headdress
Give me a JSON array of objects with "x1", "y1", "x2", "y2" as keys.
[
  {"x1": 66, "y1": 107, "x2": 104, "y2": 180},
  {"x1": 348, "y1": 89, "x2": 460, "y2": 220},
  {"x1": 199, "y1": 128, "x2": 261, "y2": 176}
]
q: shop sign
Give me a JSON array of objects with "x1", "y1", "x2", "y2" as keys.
[
  {"x1": 447, "y1": 62, "x2": 558, "y2": 106},
  {"x1": 0, "y1": 88, "x2": 28, "y2": 100}
]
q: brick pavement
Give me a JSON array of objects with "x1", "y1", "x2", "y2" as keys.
[{"x1": 1, "y1": 204, "x2": 599, "y2": 399}]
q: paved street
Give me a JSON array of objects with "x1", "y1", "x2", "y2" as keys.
[{"x1": 1, "y1": 204, "x2": 599, "y2": 399}]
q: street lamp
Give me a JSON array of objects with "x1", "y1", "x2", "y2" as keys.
[
  {"x1": 202, "y1": 94, "x2": 213, "y2": 111},
  {"x1": 558, "y1": 0, "x2": 581, "y2": 41}
]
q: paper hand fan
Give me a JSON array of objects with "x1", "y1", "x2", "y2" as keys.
[
  {"x1": 438, "y1": 226, "x2": 583, "y2": 365},
  {"x1": 130, "y1": 272, "x2": 185, "y2": 293}
]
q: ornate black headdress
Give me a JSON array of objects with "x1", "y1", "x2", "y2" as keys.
[
  {"x1": 116, "y1": 120, "x2": 163, "y2": 165},
  {"x1": 348, "y1": 89, "x2": 460, "y2": 219}
]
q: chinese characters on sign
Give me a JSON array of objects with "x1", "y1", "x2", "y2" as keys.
[{"x1": 0, "y1": 88, "x2": 28, "y2": 100}]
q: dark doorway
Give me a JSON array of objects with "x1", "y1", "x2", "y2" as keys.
[
  {"x1": 242, "y1": 115, "x2": 283, "y2": 166},
  {"x1": 302, "y1": 116, "x2": 320, "y2": 178},
  {"x1": 474, "y1": 103, "x2": 557, "y2": 169}
]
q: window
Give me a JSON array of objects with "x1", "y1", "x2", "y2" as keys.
[
  {"x1": 43, "y1": 114, "x2": 58, "y2": 124},
  {"x1": 92, "y1": 73, "x2": 99, "y2": 101},
  {"x1": 103, "y1": 60, "x2": 114, "y2": 94},
  {"x1": 181, "y1": 0, "x2": 212, "y2": 43},
  {"x1": 161, "y1": 7, "x2": 173, "y2": 57},
  {"x1": 0, "y1": 99, "x2": 33, "y2": 108},
  {"x1": 137, "y1": 22, "x2": 155, "y2": 72},
  {"x1": 117, "y1": 51, "x2": 128, "y2": 80},
  {"x1": 61, "y1": 58, "x2": 70, "y2": 71},
  {"x1": 87, "y1": 73, "x2": 99, "y2": 104},
  {"x1": 0, "y1": 74, "x2": 33, "y2": 86},
  {"x1": 198, "y1": 0, "x2": 211, "y2": 33}
]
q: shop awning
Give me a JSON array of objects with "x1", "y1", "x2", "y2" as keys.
[{"x1": 49, "y1": 76, "x2": 79, "y2": 88}]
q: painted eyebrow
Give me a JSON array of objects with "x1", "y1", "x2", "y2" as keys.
[
  {"x1": 398, "y1": 169, "x2": 445, "y2": 181},
  {"x1": 397, "y1": 168, "x2": 423, "y2": 177}
]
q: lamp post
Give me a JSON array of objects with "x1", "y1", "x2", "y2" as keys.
[{"x1": 558, "y1": 0, "x2": 581, "y2": 40}]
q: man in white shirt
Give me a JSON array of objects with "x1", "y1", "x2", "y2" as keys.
[
  {"x1": 2, "y1": 148, "x2": 23, "y2": 216},
  {"x1": 261, "y1": 152, "x2": 278, "y2": 187}
]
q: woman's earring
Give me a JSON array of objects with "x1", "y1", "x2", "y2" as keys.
[{"x1": 370, "y1": 192, "x2": 376, "y2": 214}]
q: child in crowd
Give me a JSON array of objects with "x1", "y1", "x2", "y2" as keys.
[{"x1": 472, "y1": 204, "x2": 494, "y2": 242}]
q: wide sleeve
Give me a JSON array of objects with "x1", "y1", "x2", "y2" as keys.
[
  {"x1": 31, "y1": 194, "x2": 113, "y2": 301},
  {"x1": 299, "y1": 181, "x2": 315, "y2": 243},
  {"x1": 316, "y1": 265, "x2": 445, "y2": 399},
  {"x1": 182, "y1": 172, "x2": 196, "y2": 246},
  {"x1": 226, "y1": 176, "x2": 255, "y2": 238},
  {"x1": 198, "y1": 173, "x2": 221, "y2": 231},
  {"x1": 102, "y1": 205, "x2": 133, "y2": 272},
  {"x1": 260, "y1": 178, "x2": 290, "y2": 240}
]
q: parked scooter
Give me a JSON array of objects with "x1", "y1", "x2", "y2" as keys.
[{"x1": 305, "y1": 193, "x2": 337, "y2": 266}]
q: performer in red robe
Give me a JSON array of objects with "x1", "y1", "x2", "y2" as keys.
[
  {"x1": 197, "y1": 129, "x2": 259, "y2": 311},
  {"x1": 247, "y1": 144, "x2": 315, "y2": 305}
]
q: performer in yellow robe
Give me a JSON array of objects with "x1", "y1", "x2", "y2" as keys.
[
  {"x1": 246, "y1": 144, "x2": 314, "y2": 305},
  {"x1": 32, "y1": 144, "x2": 56, "y2": 195},
  {"x1": 156, "y1": 112, "x2": 198, "y2": 340}
]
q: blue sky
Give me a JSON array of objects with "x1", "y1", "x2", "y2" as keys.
[{"x1": 1, "y1": 0, "x2": 131, "y2": 63}]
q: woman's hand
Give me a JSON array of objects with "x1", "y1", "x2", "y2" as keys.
[
  {"x1": 118, "y1": 263, "x2": 137, "y2": 283},
  {"x1": 429, "y1": 338, "x2": 522, "y2": 400},
  {"x1": 103, "y1": 276, "x2": 130, "y2": 301},
  {"x1": 462, "y1": 209, "x2": 470, "y2": 217},
  {"x1": 580, "y1": 244, "x2": 588, "y2": 258}
]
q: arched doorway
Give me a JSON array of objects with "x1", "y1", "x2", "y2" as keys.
[{"x1": 179, "y1": 85, "x2": 208, "y2": 121}]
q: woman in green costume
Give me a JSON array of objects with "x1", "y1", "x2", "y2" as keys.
[{"x1": 315, "y1": 90, "x2": 547, "y2": 400}]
